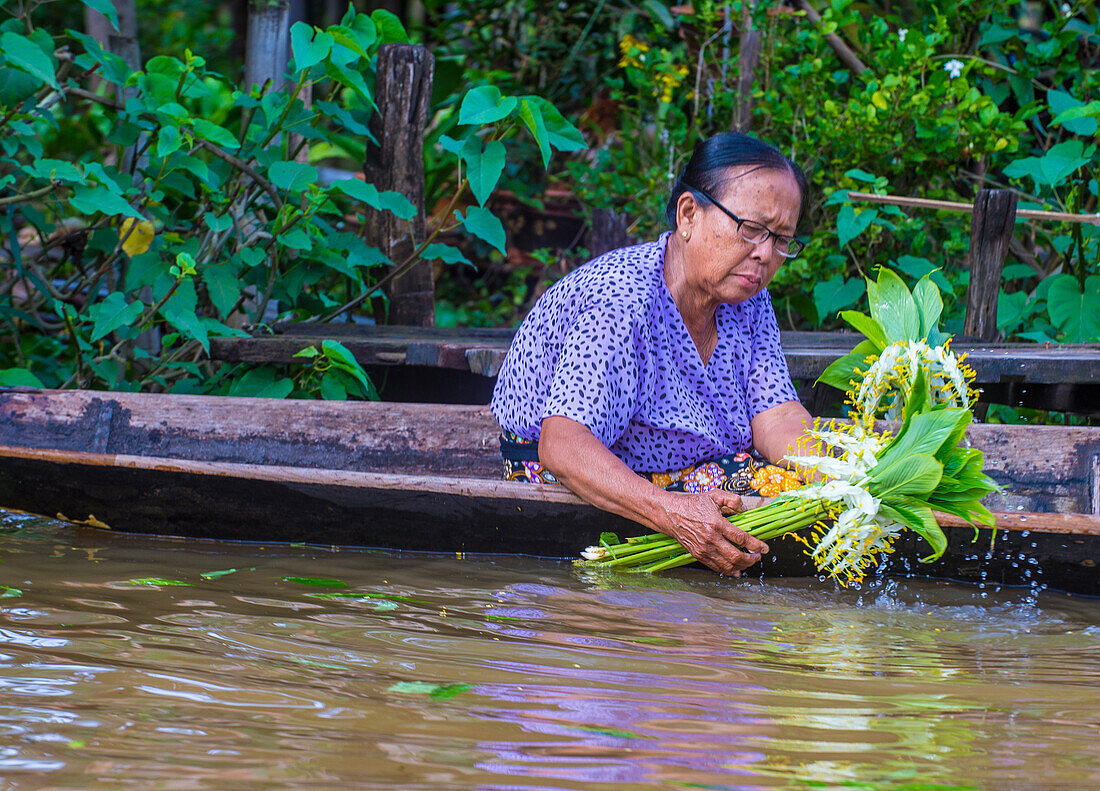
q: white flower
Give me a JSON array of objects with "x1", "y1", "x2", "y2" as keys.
[
  {"x1": 898, "y1": 29, "x2": 908, "y2": 43},
  {"x1": 1061, "y1": 3, "x2": 1072, "y2": 16},
  {"x1": 944, "y1": 59, "x2": 964, "y2": 79}
]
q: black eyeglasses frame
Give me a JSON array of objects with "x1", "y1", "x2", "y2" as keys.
[{"x1": 682, "y1": 183, "x2": 805, "y2": 259}]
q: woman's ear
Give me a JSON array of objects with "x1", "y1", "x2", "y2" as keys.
[{"x1": 676, "y1": 191, "x2": 698, "y2": 231}]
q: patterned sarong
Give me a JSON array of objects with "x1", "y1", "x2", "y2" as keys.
[{"x1": 499, "y1": 432, "x2": 803, "y2": 496}]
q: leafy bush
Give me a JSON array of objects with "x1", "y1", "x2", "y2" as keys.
[
  {"x1": 553, "y1": 0, "x2": 1097, "y2": 339},
  {"x1": 0, "y1": 1, "x2": 582, "y2": 395}
]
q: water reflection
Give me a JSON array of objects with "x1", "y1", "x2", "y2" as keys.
[{"x1": 0, "y1": 510, "x2": 1098, "y2": 789}]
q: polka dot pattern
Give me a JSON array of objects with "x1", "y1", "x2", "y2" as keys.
[{"x1": 490, "y1": 232, "x2": 799, "y2": 473}]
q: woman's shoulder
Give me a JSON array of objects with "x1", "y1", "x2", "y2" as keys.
[{"x1": 544, "y1": 237, "x2": 667, "y2": 317}]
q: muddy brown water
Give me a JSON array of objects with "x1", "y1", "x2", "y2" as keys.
[{"x1": 0, "y1": 509, "x2": 1098, "y2": 790}]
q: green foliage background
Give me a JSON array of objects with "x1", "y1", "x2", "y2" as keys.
[{"x1": 0, "y1": 0, "x2": 1097, "y2": 402}]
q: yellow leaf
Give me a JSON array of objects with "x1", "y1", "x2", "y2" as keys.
[
  {"x1": 119, "y1": 218, "x2": 155, "y2": 256},
  {"x1": 994, "y1": 137, "x2": 1008, "y2": 151},
  {"x1": 871, "y1": 91, "x2": 888, "y2": 111}
]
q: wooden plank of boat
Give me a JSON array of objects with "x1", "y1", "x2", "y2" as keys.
[
  {"x1": 1, "y1": 388, "x2": 1098, "y2": 594},
  {"x1": 0, "y1": 442, "x2": 1097, "y2": 595}
]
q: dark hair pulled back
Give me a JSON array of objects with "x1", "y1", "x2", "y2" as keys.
[{"x1": 664, "y1": 132, "x2": 808, "y2": 228}]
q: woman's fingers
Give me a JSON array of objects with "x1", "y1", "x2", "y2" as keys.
[
  {"x1": 706, "y1": 490, "x2": 744, "y2": 515},
  {"x1": 659, "y1": 492, "x2": 768, "y2": 576}
]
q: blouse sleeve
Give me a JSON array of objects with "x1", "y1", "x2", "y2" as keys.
[
  {"x1": 541, "y1": 304, "x2": 642, "y2": 448},
  {"x1": 745, "y1": 290, "x2": 800, "y2": 419}
]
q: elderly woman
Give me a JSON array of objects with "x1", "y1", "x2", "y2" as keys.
[{"x1": 491, "y1": 133, "x2": 814, "y2": 576}]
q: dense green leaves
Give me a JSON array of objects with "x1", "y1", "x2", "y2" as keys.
[
  {"x1": 87, "y1": 293, "x2": 143, "y2": 342},
  {"x1": 0, "y1": 31, "x2": 58, "y2": 89}
]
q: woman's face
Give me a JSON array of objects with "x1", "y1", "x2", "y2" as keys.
[{"x1": 678, "y1": 166, "x2": 802, "y2": 307}]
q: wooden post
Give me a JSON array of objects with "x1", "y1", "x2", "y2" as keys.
[
  {"x1": 964, "y1": 189, "x2": 1017, "y2": 342},
  {"x1": 244, "y1": 0, "x2": 291, "y2": 94},
  {"x1": 734, "y1": 2, "x2": 760, "y2": 132},
  {"x1": 363, "y1": 44, "x2": 435, "y2": 327},
  {"x1": 588, "y1": 208, "x2": 630, "y2": 259}
]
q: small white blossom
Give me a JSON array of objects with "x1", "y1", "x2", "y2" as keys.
[
  {"x1": 898, "y1": 29, "x2": 908, "y2": 43},
  {"x1": 944, "y1": 59, "x2": 964, "y2": 79},
  {"x1": 1061, "y1": 3, "x2": 1072, "y2": 17}
]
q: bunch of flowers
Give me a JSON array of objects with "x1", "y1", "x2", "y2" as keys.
[{"x1": 579, "y1": 269, "x2": 999, "y2": 585}]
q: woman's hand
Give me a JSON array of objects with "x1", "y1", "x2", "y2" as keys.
[
  {"x1": 654, "y1": 489, "x2": 769, "y2": 576},
  {"x1": 539, "y1": 416, "x2": 769, "y2": 576}
]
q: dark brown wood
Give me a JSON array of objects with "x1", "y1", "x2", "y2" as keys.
[
  {"x1": 734, "y1": 17, "x2": 760, "y2": 131},
  {"x1": 965, "y1": 189, "x2": 1018, "y2": 341},
  {"x1": 588, "y1": 208, "x2": 631, "y2": 259},
  {"x1": 364, "y1": 44, "x2": 435, "y2": 327},
  {"x1": 209, "y1": 328, "x2": 1100, "y2": 386}
]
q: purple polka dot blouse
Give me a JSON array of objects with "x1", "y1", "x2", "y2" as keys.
[{"x1": 490, "y1": 233, "x2": 800, "y2": 473}]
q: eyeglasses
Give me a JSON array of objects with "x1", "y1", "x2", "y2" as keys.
[{"x1": 683, "y1": 183, "x2": 805, "y2": 258}]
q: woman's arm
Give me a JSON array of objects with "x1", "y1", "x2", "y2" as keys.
[
  {"x1": 539, "y1": 415, "x2": 769, "y2": 576},
  {"x1": 750, "y1": 400, "x2": 815, "y2": 465}
]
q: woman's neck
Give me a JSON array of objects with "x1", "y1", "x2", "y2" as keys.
[{"x1": 664, "y1": 235, "x2": 718, "y2": 360}]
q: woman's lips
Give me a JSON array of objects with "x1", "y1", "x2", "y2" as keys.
[{"x1": 735, "y1": 273, "x2": 762, "y2": 289}]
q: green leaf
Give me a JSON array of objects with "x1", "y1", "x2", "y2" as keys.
[
  {"x1": 87, "y1": 292, "x2": 144, "y2": 341},
  {"x1": 0, "y1": 368, "x2": 44, "y2": 388},
  {"x1": 912, "y1": 276, "x2": 944, "y2": 339},
  {"x1": 321, "y1": 339, "x2": 377, "y2": 399},
  {"x1": 269, "y1": 161, "x2": 318, "y2": 193},
  {"x1": 518, "y1": 98, "x2": 551, "y2": 166},
  {"x1": 0, "y1": 31, "x2": 58, "y2": 89},
  {"x1": 812, "y1": 274, "x2": 865, "y2": 323},
  {"x1": 320, "y1": 374, "x2": 347, "y2": 401},
  {"x1": 1048, "y1": 90, "x2": 1099, "y2": 136},
  {"x1": 80, "y1": 0, "x2": 120, "y2": 30},
  {"x1": 192, "y1": 119, "x2": 240, "y2": 150},
  {"x1": 67, "y1": 29, "x2": 134, "y2": 84},
  {"x1": 226, "y1": 367, "x2": 294, "y2": 399},
  {"x1": 388, "y1": 681, "x2": 473, "y2": 700},
  {"x1": 881, "y1": 497, "x2": 947, "y2": 562},
  {"x1": 459, "y1": 205, "x2": 506, "y2": 254},
  {"x1": 70, "y1": 184, "x2": 141, "y2": 218},
  {"x1": 0, "y1": 586, "x2": 22, "y2": 598},
  {"x1": 290, "y1": 22, "x2": 334, "y2": 70},
  {"x1": 160, "y1": 280, "x2": 209, "y2": 353},
  {"x1": 370, "y1": 9, "x2": 409, "y2": 43},
  {"x1": 329, "y1": 179, "x2": 416, "y2": 220},
  {"x1": 868, "y1": 452, "x2": 943, "y2": 498},
  {"x1": 879, "y1": 408, "x2": 971, "y2": 468},
  {"x1": 815, "y1": 339, "x2": 880, "y2": 390},
  {"x1": 525, "y1": 96, "x2": 587, "y2": 153},
  {"x1": 867, "y1": 267, "x2": 919, "y2": 342},
  {"x1": 1039, "y1": 140, "x2": 1091, "y2": 186},
  {"x1": 463, "y1": 138, "x2": 506, "y2": 206},
  {"x1": 836, "y1": 204, "x2": 877, "y2": 247},
  {"x1": 25, "y1": 158, "x2": 84, "y2": 182},
  {"x1": 202, "y1": 262, "x2": 242, "y2": 318},
  {"x1": 284, "y1": 576, "x2": 348, "y2": 587},
  {"x1": 200, "y1": 569, "x2": 240, "y2": 580},
  {"x1": 419, "y1": 243, "x2": 470, "y2": 266},
  {"x1": 458, "y1": 85, "x2": 518, "y2": 125},
  {"x1": 1047, "y1": 274, "x2": 1100, "y2": 343},
  {"x1": 838, "y1": 310, "x2": 887, "y2": 349}
]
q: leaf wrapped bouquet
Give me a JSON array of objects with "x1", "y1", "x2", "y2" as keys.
[{"x1": 578, "y1": 269, "x2": 1000, "y2": 585}]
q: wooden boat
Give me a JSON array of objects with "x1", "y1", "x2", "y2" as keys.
[{"x1": 1, "y1": 388, "x2": 1098, "y2": 595}]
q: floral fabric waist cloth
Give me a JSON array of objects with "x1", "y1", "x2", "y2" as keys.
[{"x1": 499, "y1": 432, "x2": 803, "y2": 496}]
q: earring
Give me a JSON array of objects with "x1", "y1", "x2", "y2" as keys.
[{"x1": 681, "y1": 231, "x2": 688, "y2": 238}]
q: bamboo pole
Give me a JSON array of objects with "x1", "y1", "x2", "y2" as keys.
[{"x1": 847, "y1": 191, "x2": 1100, "y2": 225}]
